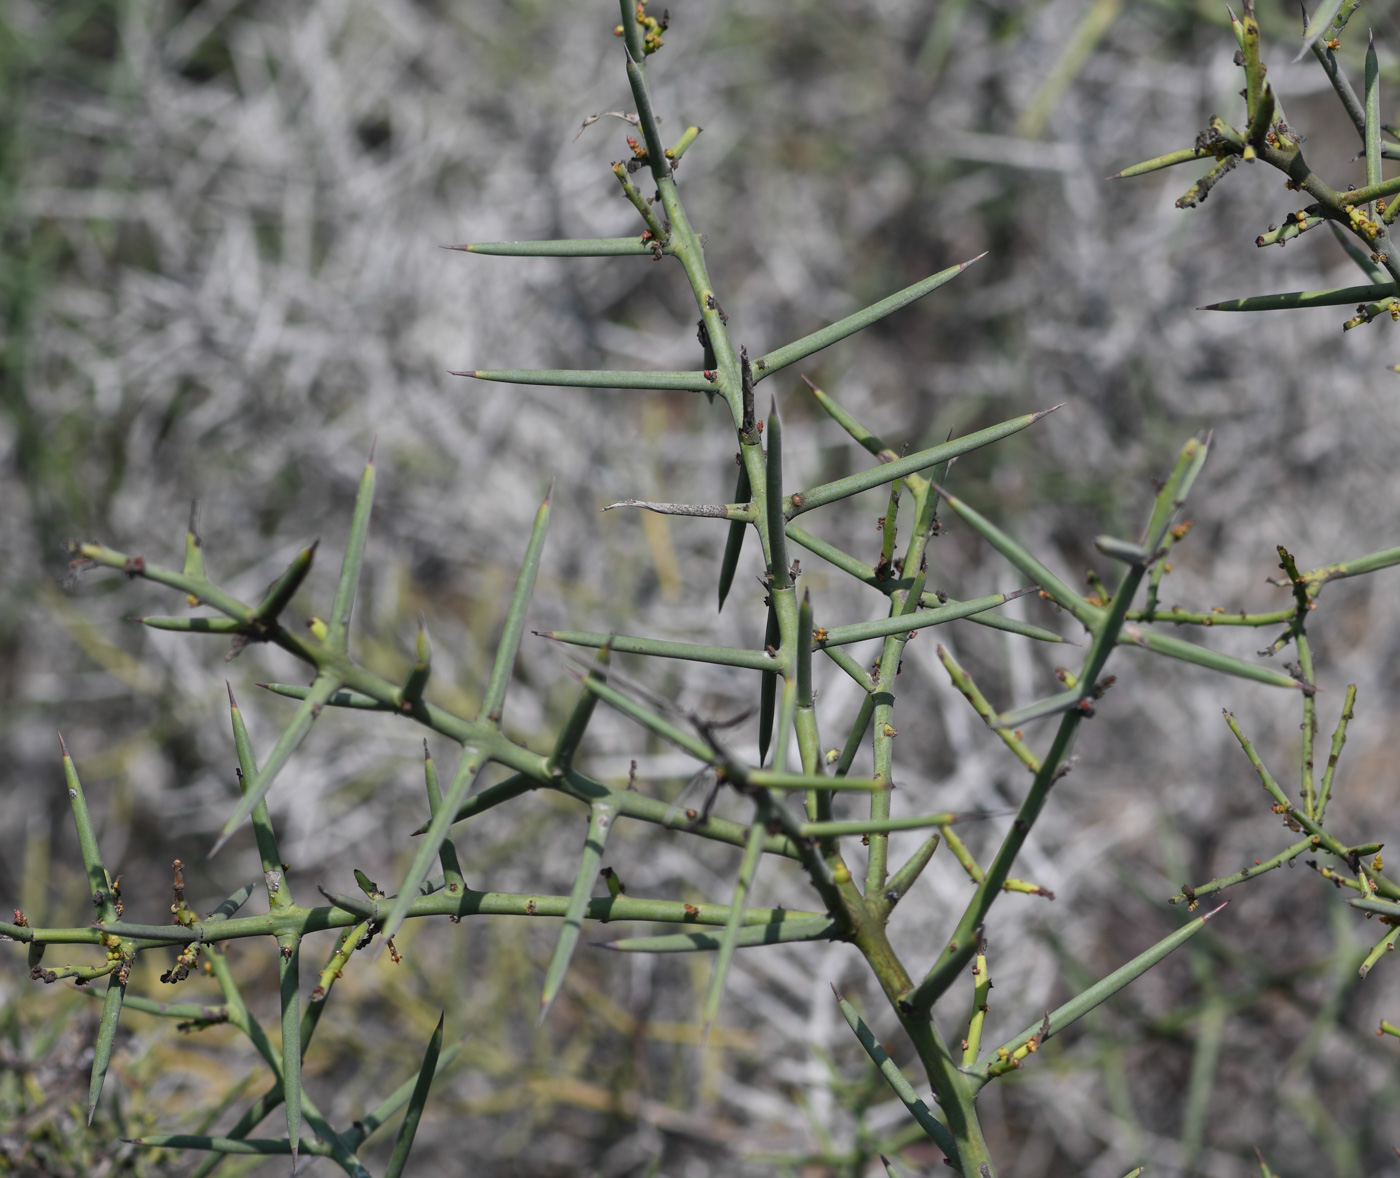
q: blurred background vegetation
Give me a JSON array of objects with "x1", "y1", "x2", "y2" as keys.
[{"x1": 4, "y1": 1, "x2": 1400, "y2": 1174}]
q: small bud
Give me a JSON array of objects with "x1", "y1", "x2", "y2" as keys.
[{"x1": 600, "y1": 866, "x2": 626, "y2": 897}]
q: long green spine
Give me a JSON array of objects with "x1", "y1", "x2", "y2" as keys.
[
  {"x1": 378, "y1": 747, "x2": 487, "y2": 947},
  {"x1": 481, "y1": 488, "x2": 551, "y2": 724},
  {"x1": 383, "y1": 1015, "x2": 444, "y2": 1178},
  {"x1": 701, "y1": 813, "x2": 768, "y2": 1041},
  {"x1": 252, "y1": 541, "x2": 317, "y2": 627},
  {"x1": 834, "y1": 989, "x2": 957, "y2": 1156},
  {"x1": 752, "y1": 258, "x2": 978, "y2": 380},
  {"x1": 789, "y1": 410, "x2": 1053, "y2": 516},
  {"x1": 229, "y1": 685, "x2": 291, "y2": 908},
  {"x1": 422, "y1": 746, "x2": 465, "y2": 894},
  {"x1": 717, "y1": 460, "x2": 751, "y2": 610},
  {"x1": 329, "y1": 455, "x2": 376, "y2": 652},
  {"x1": 456, "y1": 367, "x2": 715, "y2": 392},
  {"x1": 88, "y1": 973, "x2": 126, "y2": 1124},
  {"x1": 538, "y1": 800, "x2": 616, "y2": 1020},
  {"x1": 447, "y1": 237, "x2": 659, "y2": 256},
  {"x1": 212, "y1": 673, "x2": 342, "y2": 854},
  {"x1": 58, "y1": 737, "x2": 115, "y2": 924}
]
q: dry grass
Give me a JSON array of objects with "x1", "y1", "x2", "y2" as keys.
[{"x1": 4, "y1": 1, "x2": 1400, "y2": 1174}]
